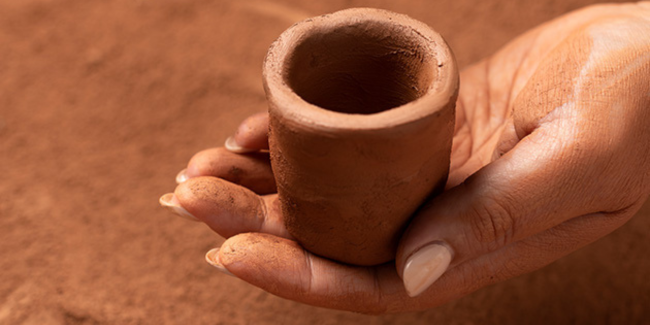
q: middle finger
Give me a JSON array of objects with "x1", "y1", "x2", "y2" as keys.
[{"x1": 174, "y1": 176, "x2": 291, "y2": 239}]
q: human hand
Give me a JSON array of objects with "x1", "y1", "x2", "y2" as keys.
[{"x1": 160, "y1": 2, "x2": 650, "y2": 313}]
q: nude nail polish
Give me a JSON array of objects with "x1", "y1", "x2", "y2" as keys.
[
  {"x1": 402, "y1": 243, "x2": 453, "y2": 297},
  {"x1": 205, "y1": 248, "x2": 234, "y2": 276},
  {"x1": 175, "y1": 168, "x2": 189, "y2": 184},
  {"x1": 225, "y1": 136, "x2": 254, "y2": 153},
  {"x1": 159, "y1": 193, "x2": 199, "y2": 222}
]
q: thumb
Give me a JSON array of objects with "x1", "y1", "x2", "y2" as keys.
[
  {"x1": 395, "y1": 10, "x2": 650, "y2": 297},
  {"x1": 395, "y1": 116, "x2": 610, "y2": 297}
]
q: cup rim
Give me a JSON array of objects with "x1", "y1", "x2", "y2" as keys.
[{"x1": 263, "y1": 7, "x2": 458, "y2": 133}]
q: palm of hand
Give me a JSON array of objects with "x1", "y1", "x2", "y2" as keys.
[{"x1": 163, "y1": 3, "x2": 650, "y2": 313}]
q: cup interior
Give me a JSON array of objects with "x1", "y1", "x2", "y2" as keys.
[{"x1": 284, "y1": 21, "x2": 436, "y2": 115}]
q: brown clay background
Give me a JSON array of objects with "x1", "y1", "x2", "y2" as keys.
[{"x1": 1, "y1": 0, "x2": 648, "y2": 324}]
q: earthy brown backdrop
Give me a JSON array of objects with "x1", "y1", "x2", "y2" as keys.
[{"x1": 1, "y1": 0, "x2": 648, "y2": 324}]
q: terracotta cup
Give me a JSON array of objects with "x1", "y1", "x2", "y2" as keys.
[{"x1": 263, "y1": 8, "x2": 458, "y2": 266}]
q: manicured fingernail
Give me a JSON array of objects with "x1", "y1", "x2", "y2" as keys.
[
  {"x1": 176, "y1": 168, "x2": 189, "y2": 184},
  {"x1": 159, "y1": 193, "x2": 199, "y2": 222},
  {"x1": 225, "y1": 136, "x2": 254, "y2": 153},
  {"x1": 205, "y1": 248, "x2": 234, "y2": 276},
  {"x1": 403, "y1": 243, "x2": 453, "y2": 297}
]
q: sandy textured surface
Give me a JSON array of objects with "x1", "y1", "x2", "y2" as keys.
[{"x1": 1, "y1": 0, "x2": 648, "y2": 324}]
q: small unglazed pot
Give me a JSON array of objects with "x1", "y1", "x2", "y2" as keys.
[{"x1": 263, "y1": 8, "x2": 458, "y2": 266}]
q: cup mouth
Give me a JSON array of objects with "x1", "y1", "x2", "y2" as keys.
[{"x1": 263, "y1": 7, "x2": 458, "y2": 133}]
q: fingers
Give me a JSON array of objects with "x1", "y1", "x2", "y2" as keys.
[
  {"x1": 202, "y1": 208, "x2": 636, "y2": 314},
  {"x1": 179, "y1": 147, "x2": 276, "y2": 195},
  {"x1": 172, "y1": 176, "x2": 291, "y2": 239},
  {"x1": 396, "y1": 116, "x2": 629, "y2": 297},
  {"x1": 225, "y1": 112, "x2": 269, "y2": 153},
  {"x1": 422, "y1": 209, "x2": 637, "y2": 304},
  {"x1": 209, "y1": 233, "x2": 408, "y2": 314},
  {"x1": 163, "y1": 113, "x2": 278, "y2": 238}
]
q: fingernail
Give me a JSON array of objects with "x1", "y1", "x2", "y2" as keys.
[
  {"x1": 159, "y1": 193, "x2": 199, "y2": 222},
  {"x1": 225, "y1": 136, "x2": 254, "y2": 153},
  {"x1": 403, "y1": 243, "x2": 453, "y2": 297},
  {"x1": 205, "y1": 248, "x2": 234, "y2": 276},
  {"x1": 176, "y1": 168, "x2": 189, "y2": 184}
]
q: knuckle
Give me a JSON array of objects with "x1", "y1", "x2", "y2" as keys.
[{"x1": 468, "y1": 198, "x2": 517, "y2": 251}]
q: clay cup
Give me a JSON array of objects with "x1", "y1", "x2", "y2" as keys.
[{"x1": 263, "y1": 8, "x2": 459, "y2": 266}]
